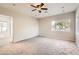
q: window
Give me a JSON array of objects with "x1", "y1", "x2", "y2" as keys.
[
  {"x1": 51, "y1": 19, "x2": 70, "y2": 32},
  {"x1": 0, "y1": 22, "x2": 8, "y2": 32}
]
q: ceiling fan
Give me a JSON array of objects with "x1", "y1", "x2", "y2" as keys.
[{"x1": 30, "y1": 3, "x2": 48, "y2": 13}]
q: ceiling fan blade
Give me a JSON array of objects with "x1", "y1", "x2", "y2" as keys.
[
  {"x1": 30, "y1": 5, "x2": 36, "y2": 8},
  {"x1": 40, "y1": 3, "x2": 44, "y2": 7},
  {"x1": 32, "y1": 9, "x2": 36, "y2": 11},
  {"x1": 36, "y1": 5, "x2": 40, "y2": 8},
  {"x1": 39, "y1": 10, "x2": 41, "y2": 13},
  {"x1": 41, "y1": 8, "x2": 48, "y2": 10}
]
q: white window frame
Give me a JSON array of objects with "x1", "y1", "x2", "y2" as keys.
[{"x1": 51, "y1": 19, "x2": 71, "y2": 32}]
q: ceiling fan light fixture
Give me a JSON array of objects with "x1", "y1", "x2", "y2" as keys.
[
  {"x1": 37, "y1": 8, "x2": 41, "y2": 10},
  {"x1": 30, "y1": 3, "x2": 48, "y2": 13}
]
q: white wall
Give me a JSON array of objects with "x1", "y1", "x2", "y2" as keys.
[
  {"x1": 0, "y1": 6, "x2": 39, "y2": 42},
  {"x1": 76, "y1": 6, "x2": 79, "y2": 47},
  {"x1": 39, "y1": 12, "x2": 75, "y2": 41}
]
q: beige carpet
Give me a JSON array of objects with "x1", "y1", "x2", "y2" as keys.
[{"x1": 0, "y1": 36, "x2": 79, "y2": 55}]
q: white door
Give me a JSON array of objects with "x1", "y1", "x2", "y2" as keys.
[{"x1": 0, "y1": 15, "x2": 13, "y2": 45}]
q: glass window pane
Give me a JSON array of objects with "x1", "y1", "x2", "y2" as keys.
[
  {"x1": 0, "y1": 22, "x2": 8, "y2": 32},
  {"x1": 2, "y1": 26, "x2": 7, "y2": 32},
  {"x1": 51, "y1": 19, "x2": 70, "y2": 32},
  {"x1": 3, "y1": 22, "x2": 7, "y2": 27}
]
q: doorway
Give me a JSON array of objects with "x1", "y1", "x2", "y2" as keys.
[{"x1": 0, "y1": 15, "x2": 13, "y2": 45}]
